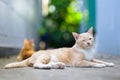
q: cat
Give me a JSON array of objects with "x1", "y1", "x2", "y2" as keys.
[
  {"x1": 4, "y1": 27, "x2": 114, "y2": 69},
  {"x1": 17, "y1": 38, "x2": 35, "y2": 61}
]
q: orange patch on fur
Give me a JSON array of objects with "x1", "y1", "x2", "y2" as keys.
[{"x1": 17, "y1": 39, "x2": 35, "y2": 61}]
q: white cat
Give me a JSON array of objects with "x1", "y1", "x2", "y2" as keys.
[{"x1": 4, "y1": 27, "x2": 114, "y2": 69}]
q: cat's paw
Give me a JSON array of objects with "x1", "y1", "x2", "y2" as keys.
[
  {"x1": 51, "y1": 62, "x2": 65, "y2": 69},
  {"x1": 57, "y1": 62, "x2": 65, "y2": 69},
  {"x1": 105, "y1": 63, "x2": 114, "y2": 67},
  {"x1": 33, "y1": 64, "x2": 51, "y2": 69},
  {"x1": 92, "y1": 64, "x2": 106, "y2": 68}
]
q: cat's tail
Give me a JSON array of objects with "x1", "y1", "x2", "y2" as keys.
[{"x1": 4, "y1": 58, "x2": 29, "y2": 69}]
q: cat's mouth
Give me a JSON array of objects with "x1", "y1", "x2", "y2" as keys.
[
  {"x1": 79, "y1": 45, "x2": 93, "y2": 49},
  {"x1": 86, "y1": 44, "x2": 93, "y2": 49}
]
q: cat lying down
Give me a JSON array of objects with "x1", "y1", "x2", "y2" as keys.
[{"x1": 4, "y1": 27, "x2": 114, "y2": 69}]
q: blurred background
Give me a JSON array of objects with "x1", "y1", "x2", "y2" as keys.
[{"x1": 0, "y1": 0, "x2": 120, "y2": 56}]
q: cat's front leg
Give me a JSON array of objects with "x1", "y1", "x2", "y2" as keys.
[
  {"x1": 92, "y1": 59, "x2": 114, "y2": 67},
  {"x1": 74, "y1": 60, "x2": 105, "y2": 68},
  {"x1": 33, "y1": 54, "x2": 52, "y2": 69},
  {"x1": 17, "y1": 54, "x2": 23, "y2": 61}
]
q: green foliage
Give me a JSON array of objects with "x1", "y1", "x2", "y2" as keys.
[{"x1": 39, "y1": 0, "x2": 82, "y2": 48}]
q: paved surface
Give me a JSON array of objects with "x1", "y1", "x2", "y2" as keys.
[{"x1": 0, "y1": 55, "x2": 120, "y2": 80}]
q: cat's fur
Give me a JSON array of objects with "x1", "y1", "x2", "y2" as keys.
[
  {"x1": 17, "y1": 39, "x2": 35, "y2": 61},
  {"x1": 4, "y1": 28, "x2": 114, "y2": 69}
]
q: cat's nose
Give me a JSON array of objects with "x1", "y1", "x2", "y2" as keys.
[{"x1": 87, "y1": 43, "x2": 90, "y2": 45}]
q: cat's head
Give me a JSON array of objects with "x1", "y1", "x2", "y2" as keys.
[
  {"x1": 23, "y1": 38, "x2": 34, "y2": 50},
  {"x1": 72, "y1": 27, "x2": 94, "y2": 49}
]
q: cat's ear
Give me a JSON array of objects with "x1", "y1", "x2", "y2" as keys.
[
  {"x1": 24, "y1": 38, "x2": 28, "y2": 44},
  {"x1": 72, "y1": 32, "x2": 79, "y2": 40},
  {"x1": 88, "y1": 27, "x2": 93, "y2": 35},
  {"x1": 29, "y1": 38, "x2": 34, "y2": 43}
]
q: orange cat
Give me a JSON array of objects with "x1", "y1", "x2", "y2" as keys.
[
  {"x1": 4, "y1": 27, "x2": 114, "y2": 69},
  {"x1": 17, "y1": 39, "x2": 35, "y2": 61}
]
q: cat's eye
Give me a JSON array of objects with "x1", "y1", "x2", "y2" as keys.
[{"x1": 89, "y1": 38, "x2": 92, "y2": 40}]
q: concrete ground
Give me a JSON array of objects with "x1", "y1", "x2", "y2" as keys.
[{"x1": 0, "y1": 55, "x2": 120, "y2": 80}]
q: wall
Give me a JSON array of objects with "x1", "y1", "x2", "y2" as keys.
[
  {"x1": 95, "y1": 0, "x2": 120, "y2": 55},
  {"x1": 0, "y1": 0, "x2": 41, "y2": 56}
]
